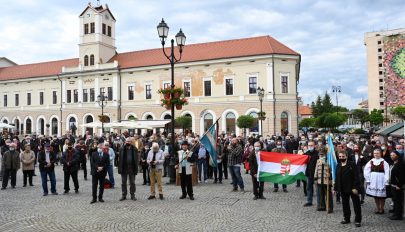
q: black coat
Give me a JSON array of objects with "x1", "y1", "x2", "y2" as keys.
[
  {"x1": 248, "y1": 150, "x2": 259, "y2": 176},
  {"x1": 390, "y1": 161, "x2": 405, "y2": 189},
  {"x1": 38, "y1": 151, "x2": 57, "y2": 171},
  {"x1": 334, "y1": 161, "x2": 360, "y2": 193},
  {"x1": 90, "y1": 151, "x2": 110, "y2": 176},
  {"x1": 118, "y1": 145, "x2": 138, "y2": 174},
  {"x1": 305, "y1": 149, "x2": 319, "y2": 179},
  {"x1": 60, "y1": 149, "x2": 80, "y2": 172}
]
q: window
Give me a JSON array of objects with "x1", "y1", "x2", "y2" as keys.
[
  {"x1": 84, "y1": 24, "x2": 89, "y2": 34},
  {"x1": 379, "y1": 79, "x2": 383, "y2": 82},
  {"x1": 73, "y1": 89, "x2": 78, "y2": 103},
  {"x1": 280, "y1": 112, "x2": 289, "y2": 134},
  {"x1": 84, "y1": 55, "x2": 89, "y2": 66},
  {"x1": 281, "y1": 76, "x2": 288, "y2": 93},
  {"x1": 225, "y1": 112, "x2": 236, "y2": 133},
  {"x1": 204, "y1": 80, "x2": 211, "y2": 96},
  {"x1": 90, "y1": 88, "x2": 95, "y2": 102},
  {"x1": 378, "y1": 48, "x2": 382, "y2": 52},
  {"x1": 249, "y1": 76, "x2": 257, "y2": 94},
  {"x1": 15, "y1": 94, "x2": 19, "y2": 106},
  {"x1": 378, "y1": 40, "x2": 381, "y2": 44},
  {"x1": 107, "y1": 87, "x2": 113, "y2": 101},
  {"x1": 379, "y1": 71, "x2": 383, "y2": 75},
  {"x1": 379, "y1": 86, "x2": 383, "y2": 90},
  {"x1": 107, "y1": 26, "x2": 111, "y2": 37},
  {"x1": 225, "y1": 78, "x2": 233, "y2": 95},
  {"x1": 100, "y1": 87, "x2": 105, "y2": 96},
  {"x1": 51, "y1": 118, "x2": 58, "y2": 135},
  {"x1": 128, "y1": 86, "x2": 134, "y2": 100},
  {"x1": 249, "y1": 112, "x2": 259, "y2": 133},
  {"x1": 102, "y1": 23, "x2": 106, "y2": 35},
  {"x1": 203, "y1": 113, "x2": 213, "y2": 132},
  {"x1": 90, "y1": 54, "x2": 95, "y2": 66},
  {"x1": 380, "y1": 102, "x2": 384, "y2": 106},
  {"x1": 90, "y1": 22, "x2": 95, "y2": 33},
  {"x1": 145, "y1": 84, "x2": 152, "y2": 99},
  {"x1": 67, "y1": 90, "x2": 71, "y2": 103},
  {"x1": 163, "y1": 82, "x2": 170, "y2": 89},
  {"x1": 52, "y1": 91, "x2": 57, "y2": 104},
  {"x1": 3, "y1": 95, "x2": 7, "y2": 107},
  {"x1": 379, "y1": 63, "x2": 382, "y2": 67},
  {"x1": 378, "y1": 56, "x2": 382, "y2": 60},
  {"x1": 83, "y1": 89, "x2": 88, "y2": 102},
  {"x1": 39, "y1": 92, "x2": 44, "y2": 105},
  {"x1": 183, "y1": 81, "x2": 191, "y2": 97},
  {"x1": 27, "y1": 93, "x2": 31, "y2": 105}
]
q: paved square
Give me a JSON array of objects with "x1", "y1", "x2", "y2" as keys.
[{"x1": 0, "y1": 166, "x2": 403, "y2": 231}]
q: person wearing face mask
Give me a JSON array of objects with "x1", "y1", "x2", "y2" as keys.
[
  {"x1": 227, "y1": 138, "x2": 245, "y2": 192},
  {"x1": 395, "y1": 144, "x2": 404, "y2": 161},
  {"x1": 248, "y1": 142, "x2": 265, "y2": 200},
  {"x1": 20, "y1": 143, "x2": 36, "y2": 187},
  {"x1": 334, "y1": 151, "x2": 362, "y2": 227},
  {"x1": 381, "y1": 143, "x2": 393, "y2": 165},
  {"x1": 147, "y1": 142, "x2": 165, "y2": 200},
  {"x1": 60, "y1": 142, "x2": 80, "y2": 194},
  {"x1": 118, "y1": 137, "x2": 138, "y2": 201},
  {"x1": 1, "y1": 143, "x2": 20, "y2": 190},
  {"x1": 140, "y1": 143, "x2": 150, "y2": 186},
  {"x1": 352, "y1": 144, "x2": 366, "y2": 204},
  {"x1": 303, "y1": 141, "x2": 319, "y2": 206},
  {"x1": 38, "y1": 143, "x2": 58, "y2": 196},
  {"x1": 90, "y1": 141, "x2": 110, "y2": 204},
  {"x1": 363, "y1": 149, "x2": 390, "y2": 214},
  {"x1": 388, "y1": 151, "x2": 404, "y2": 220},
  {"x1": 271, "y1": 140, "x2": 288, "y2": 192},
  {"x1": 314, "y1": 149, "x2": 333, "y2": 212}
]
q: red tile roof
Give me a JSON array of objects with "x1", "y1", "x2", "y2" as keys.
[
  {"x1": 299, "y1": 105, "x2": 312, "y2": 116},
  {"x1": 0, "y1": 35, "x2": 299, "y2": 81}
]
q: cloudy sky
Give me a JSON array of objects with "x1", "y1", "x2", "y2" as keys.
[{"x1": 1, "y1": 0, "x2": 404, "y2": 109}]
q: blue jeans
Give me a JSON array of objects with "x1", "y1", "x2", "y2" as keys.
[
  {"x1": 229, "y1": 165, "x2": 244, "y2": 189},
  {"x1": 107, "y1": 165, "x2": 115, "y2": 187},
  {"x1": 40, "y1": 170, "x2": 56, "y2": 194},
  {"x1": 306, "y1": 177, "x2": 314, "y2": 204},
  {"x1": 197, "y1": 159, "x2": 208, "y2": 181}
]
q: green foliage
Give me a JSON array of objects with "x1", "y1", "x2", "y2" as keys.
[
  {"x1": 352, "y1": 128, "x2": 366, "y2": 134},
  {"x1": 316, "y1": 113, "x2": 347, "y2": 129},
  {"x1": 322, "y1": 92, "x2": 334, "y2": 114},
  {"x1": 391, "y1": 106, "x2": 405, "y2": 120},
  {"x1": 369, "y1": 109, "x2": 384, "y2": 126},
  {"x1": 332, "y1": 106, "x2": 349, "y2": 113},
  {"x1": 299, "y1": 118, "x2": 316, "y2": 128},
  {"x1": 236, "y1": 115, "x2": 256, "y2": 129},
  {"x1": 352, "y1": 109, "x2": 369, "y2": 129},
  {"x1": 175, "y1": 116, "x2": 192, "y2": 131},
  {"x1": 311, "y1": 92, "x2": 337, "y2": 117}
]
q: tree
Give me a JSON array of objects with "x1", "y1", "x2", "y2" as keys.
[
  {"x1": 175, "y1": 116, "x2": 192, "y2": 132},
  {"x1": 391, "y1": 106, "x2": 405, "y2": 120},
  {"x1": 352, "y1": 109, "x2": 369, "y2": 129},
  {"x1": 311, "y1": 96, "x2": 322, "y2": 117},
  {"x1": 316, "y1": 113, "x2": 347, "y2": 129},
  {"x1": 299, "y1": 118, "x2": 316, "y2": 128},
  {"x1": 236, "y1": 115, "x2": 255, "y2": 138},
  {"x1": 332, "y1": 106, "x2": 349, "y2": 113},
  {"x1": 369, "y1": 109, "x2": 384, "y2": 126},
  {"x1": 321, "y1": 92, "x2": 334, "y2": 114}
]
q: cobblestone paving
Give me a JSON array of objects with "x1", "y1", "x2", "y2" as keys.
[{"x1": 0, "y1": 166, "x2": 404, "y2": 232}]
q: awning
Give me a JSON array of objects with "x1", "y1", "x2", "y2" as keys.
[
  {"x1": 390, "y1": 125, "x2": 405, "y2": 137},
  {"x1": 376, "y1": 122, "x2": 404, "y2": 136},
  {"x1": 0, "y1": 122, "x2": 15, "y2": 129}
]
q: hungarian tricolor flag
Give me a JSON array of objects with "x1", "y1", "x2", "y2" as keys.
[{"x1": 258, "y1": 152, "x2": 309, "y2": 184}]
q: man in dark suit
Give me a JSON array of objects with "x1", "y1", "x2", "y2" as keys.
[
  {"x1": 118, "y1": 138, "x2": 138, "y2": 201},
  {"x1": 90, "y1": 142, "x2": 110, "y2": 204},
  {"x1": 60, "y1": 142, "x2": 80, "y2": 194},
  {"x1": 38, "y1": 143, "x2": 58, "y2": 196}
]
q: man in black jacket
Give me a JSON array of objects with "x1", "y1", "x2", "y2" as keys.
[
  {"x1": 248, "y1": 142, "x2": 265, "y2": 200},
  {"x1": 38, "y1": 143, "x2": 58, "y2": 196},
  {"x1": 389, "y1": 151, "x2": 404, "y2": 220},
  {"x1": 60, "y1": 142, "x2": 80, "y2": 194},
  {"x1": 118, "y1": 138, "x2": 139, "y2": 201},
  {"x1": 304, "y1": 141, "x2": 319, "y2": 206},
  {"x1": 90, "y1": 142, "x2": 110, "y2": 204},
  {"x1": 334, "y1": 151, "x2": 362, "y2": 227}
]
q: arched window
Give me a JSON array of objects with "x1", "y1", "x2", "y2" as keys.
[
  {"x1": 146, "y1": 115, "x2": 153, "y2": 120},
  {"x1": 14, "y1": 119, "x2": 20, "y2": 133},
  {"x1": 203, "y1": 113, "x2": 213, "y2": 132},
  {"x1": 128, "y1": 115, "x2": 137, "y2": 121},
  {"x1": 90, "y1": 54, "x2": 95, "y2": 66},
  {"x1": 39, "y1": 118, "x2": 45, "y2": 135},
  {"x1": 249, "y1": 112, "x2": 259, "y2": 133},
  {"x1": 163, "y1": 114, "x2": 171, "y2": 120},
  {"x1": 85, "y1": 115, "x2": 94, "y2": 135},
  {"x1": 26, "y1": 118, "x2": 32, "y2": 134},
  {"x1": 51, "y1": 118, "x2": 58, "y2": 135},
  {"x1": 69, "y1": 117, "x2": 77, "y2": 135},
  {"x1": 225, "y1": 112, "x2": 236, "y2": 134},
  {"x1": 84, "y1": 55, "x2": 89, "y2": 66},
  {"x1": 281, "y1": 112, "x2": 289, "y2": 134}
]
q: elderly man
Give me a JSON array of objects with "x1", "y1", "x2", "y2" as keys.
[
  {"x1": 227, "y1": 138, "x2": 244, "y2": 192},
  {"x1": 249, "y1": 142, "x2": 265, "y2": 200},
  {"x1": 1, "y1": 143, "x2": 20, "y2": 190},
  {"x1": 38, "y1": 143, "x2": 58, "y2": 196},
  {"x1": 61, "y1": 142, "x2": 80, "y2": 194},
  {"x1": 90, "y1": 141, "x2": 110, "y2": 204},
  {"x1": 147, "y1": 142, "x2": 165, "y2": 200},
  {"x1": 177, "y1": 141, "x2": 197, "y2": 200},
  {"x1": 118, "y1": 137, "x2": 139, "y2": 201}
]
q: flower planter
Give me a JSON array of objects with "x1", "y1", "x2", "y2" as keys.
[
  {"x1": 258, "y1": 116, "x2": 266, "y2": 120},
  {"x1": 176, "y1": 104, "x2": 182, "y2": 110},
  {"x1": 165, "y1": 105, "x2": 171, "y2": 110},
  {"x1": 164, "y1": 93, "x2": 171, "y2": 99},
  {"x1": 174, "y1": 92, "x2": 180, "y2": 98}
]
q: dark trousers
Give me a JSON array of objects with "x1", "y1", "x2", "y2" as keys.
[
  {"x1": 142, "y1": 165, "x2": 150, "y2": 184},
  {"x1": 251, "y1": 175, "x2": 264, "y2": 197},
  {"x1": 391, "y1": 187, "x2": 404, "y2": 219},
  {"x1": 180, "y1": 167, "x2": 193, "y2": 197},
  {"x1": 40, "y1": 170, "x2": 56, "y2": 194},
  {"x1": 64, "y1": 170, "x2": 79, "y2": 191},
  {"x1": 274, "y1": 183, "x2": 287, "y2": 189},
  {"x1": 317, "y1": 184, "x2": 333, "y2": 211},
  {"x1": 163, "y1": 158, "x2": 169, "y2": 176},
  {"x1": 23, "y1": 170, "x2": 34, "y2": 186},
  {"x1": 214, "y1": 163, "x2": 223, "y2": 182},
  {"x1": 121, "y1": 170, "x2": 136, "y2": 197},
  {"x1": 92, "y1": 173, "x2": 106, "y2": 200},
  {"x1": 2, "y1": 169, "x2": 17, "y2": 188},
  {"x1": 341, "y1": 192, "x2": 362, "y2": 223},
  {"x1": 80, "y1": 158, "x2": 87, "y2": 179},
  {"x1": 222, "y1": 158, "x2": 228, "y2": 179}
]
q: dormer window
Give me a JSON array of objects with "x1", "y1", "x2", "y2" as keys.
[
  {"x1": 84, "y1": 55, "x2": 89, "y2": 66},
  {"x1": 90, "y1": 55, "x2": 95, "y2": 66},
  {"x1": 90, "y1": 22, "x2": 95, "y2": 33}
]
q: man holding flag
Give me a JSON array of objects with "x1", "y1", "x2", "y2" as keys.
[{"x1": 200, "y1": 119, "x2": 219, "y2": 180}]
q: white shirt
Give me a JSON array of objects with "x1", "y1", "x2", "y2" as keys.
[{"x1": 45, "y1": 152, "x2": 50, "y2": 163}]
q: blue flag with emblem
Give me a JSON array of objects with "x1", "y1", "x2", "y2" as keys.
[
  {"x1": 200, "y1": 119, "x2": 219, "y2": 167},
  {"x1": 327, "y1": 134, "x2": 337, "y2": 183}
]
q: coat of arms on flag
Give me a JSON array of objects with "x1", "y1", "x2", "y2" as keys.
[{"x1": 280, "y1": 158, "x2": 291, "y2": 176}]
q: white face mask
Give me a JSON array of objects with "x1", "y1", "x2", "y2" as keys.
[
  {"x1": 9, "y1": 147, "x2": 15, "y2": 151},
  {"x1": 254, "y1": 147, "x2": 260, "y2": 152}
]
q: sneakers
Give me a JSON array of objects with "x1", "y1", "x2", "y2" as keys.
[{"x1": 355, "y1": 222, "x2": 361, "y2": 227}]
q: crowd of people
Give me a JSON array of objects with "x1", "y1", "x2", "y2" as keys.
[{"x1": 0, "y1": 130, "x2": 404, "y2": 227}]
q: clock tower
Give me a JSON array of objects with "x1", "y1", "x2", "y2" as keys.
[{"x1": 78, "y1": 2, "x2": 116, "y2": 67}]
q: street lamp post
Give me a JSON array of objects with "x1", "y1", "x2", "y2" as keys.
[
  {"x1": 157, "y1": 18, "x2": 186, "y2": 184},
  {"x1": 97, "y1": 92, "x2": 108, "y2": 135},
  {"x1": 257, "y1": 87, "x2": 265, "y2": 136},
  {"x1": 332, "y1": 85, "x2": 341, "y2": 114}
]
